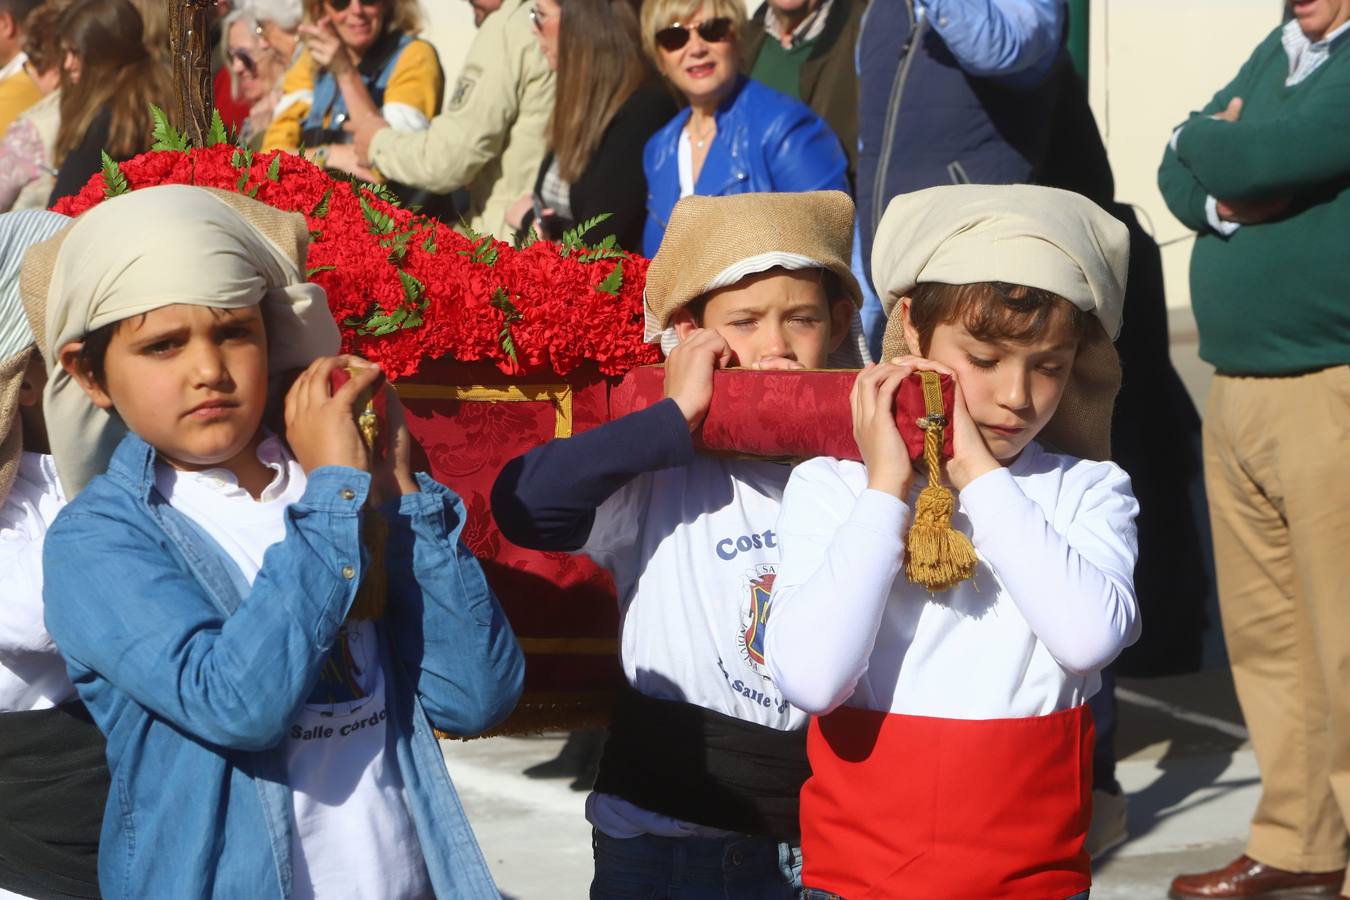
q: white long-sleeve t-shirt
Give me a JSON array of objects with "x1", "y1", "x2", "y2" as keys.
[
  {"x1": 0, "y1": 451, "x2": 75, "y2": 712},
  {"x1": 765, "y1": 442, "x2": 1140, "y2": 721}
]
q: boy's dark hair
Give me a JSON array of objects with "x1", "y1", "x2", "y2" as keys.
[
  {"x1": 75, "y1": 319, "x2": 122, "y2": 388},
  {"x1": 907, "y1": 281, "x2": 1091, "y2": 355},
  {"x1": 686, "y1": 267, "x2": 849, "y2": 326}
]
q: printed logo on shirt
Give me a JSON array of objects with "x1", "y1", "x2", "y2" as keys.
[
  {"x1": 305, "y1": 625, "x2": 375, "y2": 713},
  {"x1": 448, "y1": 72, "x2": 477, "y2": 111},
  {"x1": 737, "y1": 563, "x2": 776, "y2": 679}
]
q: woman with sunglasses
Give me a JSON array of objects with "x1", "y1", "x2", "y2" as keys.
[
  {"x1": 638, "y1": 0, "x2": 847, "y2": 258},
  {"x1": 222, "y1": 8, "x2": 293, "y2": 149},
  {"x1": 504, "y1": 0, "x2": 676, "y2": 251},
  {"x1": 261, "y1": 0, "x2": 441, "y2": 183}
]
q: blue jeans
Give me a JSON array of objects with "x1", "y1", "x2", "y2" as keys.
[{"x1": 591, "y1": 829, "x2": 802, "y2": 899}]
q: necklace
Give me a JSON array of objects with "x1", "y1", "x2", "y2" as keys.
[{"x1": 687, "y1": 118, "x2": 715, "y2": 150}]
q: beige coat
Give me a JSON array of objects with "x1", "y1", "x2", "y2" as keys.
[{"x1": 368, "y1": 0, "x2": 554, "y2": 240}]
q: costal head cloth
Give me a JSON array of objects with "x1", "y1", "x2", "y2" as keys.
[
  {"x1": 870, "y1": 184, "x2": 1130, "y2": 461},
  {"x1": 0, "y1": 209, "x2": 71, "y2": 506},
  {"x1": 643, "y1": 191, "x2": 871, "y2": 367},
  {"x1": 19, "y1": 185, "x2": 342, "y2": 497}
]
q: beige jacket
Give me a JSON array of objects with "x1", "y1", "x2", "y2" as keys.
[{"x1": 369, "y1": 0, "x2": 554, "y2": 240}]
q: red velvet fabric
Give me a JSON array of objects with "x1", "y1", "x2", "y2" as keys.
[
  {"x1": 801, "y1": 705, "x2": 1094, "y2": 900},
  {"x1": 398, "y1": 361, "x2": 623, "y2": 731},
  {"x1": 609, "y1": 367, "x2": 954, "y2": 461}
]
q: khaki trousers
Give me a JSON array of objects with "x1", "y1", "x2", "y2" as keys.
[{"x1": 1204, "y1": 368, "x2": 1350, "y2": 879}]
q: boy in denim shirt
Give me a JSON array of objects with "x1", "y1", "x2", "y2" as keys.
[{"x1": 27, "y1": 186, "x2": 522, "y2": 899}]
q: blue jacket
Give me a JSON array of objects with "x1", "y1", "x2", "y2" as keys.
[
  {"x1": 642, "y1": 76, "x2": 849, "y2": 257},
  {"x1": 42, "y1": 433, "x2": 524, "y2": 900}
]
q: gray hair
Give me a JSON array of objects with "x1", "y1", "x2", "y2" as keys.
[{"x1": 238, "y1": 0, "x2": 302, "y2": 31}]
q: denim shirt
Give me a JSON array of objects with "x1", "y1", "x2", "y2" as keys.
[
  {"x1": 42, "y1": 433, "x2": 524, "y2": 899},
  {"x1": 641, "y1": 76, "x2": 849, "y2": 257}
]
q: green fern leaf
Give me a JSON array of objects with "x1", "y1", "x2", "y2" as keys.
[
  {"x1": 100, "y1": 151, "x2": 129, "y2": 198},
  {"x1": 306, "y1": 264, "x2": 337, "y2": 278},
  {"x1": 149, "y1": 105, "x2": 189, "y2": 152},
  {"x1": 596, "y1": 259, "x2": 623, "y2": 295},
  {"x1": 310, "y1": 188, "x2": 333, "y2": 219},
  {"x1": 205, "y1": 109, "x2": 229, "y2": 147},
  {"x1": 266, "y1": 153, "x2": 281, "y2": 182}
]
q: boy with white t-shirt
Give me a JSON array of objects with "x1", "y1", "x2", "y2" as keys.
[{"x1": 491, "y1": 190, "x2": 866, "y2": 898}]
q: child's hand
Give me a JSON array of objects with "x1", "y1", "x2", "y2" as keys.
[
  {"x1": 285, "y1": 356, "x2": 382, "y2": 474},
  {"x1": 370, "y1": 388, "x2": 419, "y2": 505},
  {"x1": 664, "y1": 328, "x2": 735, "y2": 430},
  {"x1": 947, "y1": 380, "x2": 1001, "y2": 491},
  {"x1": 851, "y1": 362, "x2": 914, "y2": 500}
]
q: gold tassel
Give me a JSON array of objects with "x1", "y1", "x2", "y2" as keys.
[
  {"x1": 345, "y1": 370, "x2": 387, "y2": 622},
  {"x1": 904, "y1": 372, "x2": 979, "y2": 592}
]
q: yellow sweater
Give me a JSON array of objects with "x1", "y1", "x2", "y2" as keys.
[
  {"x1": 0, "y1": 68, "x2": 42, "y2": 136},
  {"x1": 262, "y1": 36, "x2": 442, "y2": 154}
]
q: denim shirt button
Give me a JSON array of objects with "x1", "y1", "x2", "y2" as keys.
[
  {"x1": 339, "y1": 488, "x2": 356, "y2": 501},
  {"x1": 341, "y1": 564, "x2": 356, "y2": 580}
]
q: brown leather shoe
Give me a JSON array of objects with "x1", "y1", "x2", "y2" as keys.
[{"x1": 1169, "y1": 855, "x2": 1345, "y2": 898}]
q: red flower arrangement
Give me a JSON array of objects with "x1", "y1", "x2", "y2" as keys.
[{"x1": 52, "y1": 117, "x2": 660, "y2": 380}]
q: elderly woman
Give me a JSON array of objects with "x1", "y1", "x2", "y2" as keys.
[
  {"x1": 1159, "y1": 2, "x2": 1350, "y2": 899},
  {"x1": 638, "y1": 0, "x2": 847, "y2": 257},
  {"x1": 261, "y1": 0, "x2": 442, "y2": 181},
  {"x1": 221, "y1": 5, "x2": 296, "y2": 148}
]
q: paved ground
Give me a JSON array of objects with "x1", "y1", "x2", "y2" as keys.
[{"x1": 438, "y1": 324, "x2": 1258, "y2": 898}]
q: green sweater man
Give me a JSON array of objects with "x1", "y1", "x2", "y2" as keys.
[{"x1": 1158, "y1": 22, "x2": 1350, "y2": 376}]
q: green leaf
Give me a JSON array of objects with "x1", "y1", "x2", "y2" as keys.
[
  {"x1": 149, "y1": 105, "x2": 189, "y2": 152},
  {"x1": 100, "y1": 151, "x2": 129, "y2": 198},
  {"x1": 236, "y1": 170, "x2": 251, "y2": 193},
  {"x1": 559, "y1": 213, "x2": 613, "y2": 255},
  {"x1": 266, "y1": 153, "x2": 281, "y2": 182},
  {"x1": 354, "y1": 183, "x2": 396, "y2": 235},
  {"x1": 206, "y1": 108, "x2": 229, "y2": 147},
  {"x1": 499, "y1": 327, "x2": 518, "y2": 363},
  {"x1": 459, "y1": 235, "x2": 498, "y2": 266},
  {"x1": 310, "y1": 188, "x2": 333, "y2": 219},
  {"x1": 306, "y1": 264, "x2": 337, "y2": 278},
  {"x1": 358, "y1": 180, "x2": 401, "y2": 206},
  {"x1": 421, "y1": 229, "x2": 437, "y2": 253},
  {"x1": 398, "y1": 270, "x2": 425, "y2": 305},
  {"x1": 596, "y1": 259, "x2": 623, "y2": 295},
  {"x1": 245, "y1": 181, "x2": 261, "y2": 199}
]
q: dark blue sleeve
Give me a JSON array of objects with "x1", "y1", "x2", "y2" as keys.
[{"x1": 490, "y1": 398, "x2": 695, "y2": 552}]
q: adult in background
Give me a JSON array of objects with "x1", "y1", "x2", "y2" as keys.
[
  {"x1": 506, "y1": 0, "x2": 676, "y2": 251},
  {"x1": 345, "y1": 0, "x2": 554, "y2": 240},
  {"x1": 46, "y1": 0, "x2": 175, "y2": 206},
  {"x1": 221, "y1": 6, "x2": 294, "y2": 148},
  {"x1": 854, "y1": 0, "x2": 1065, "y2": 359},
  {"x1": 639, "y1": 0, "x2": 848, "y2": 257},
  {"x1": 0, "y1": 0, "x2": 62, "y2": 212},
  {"x1": 0, "y1": 0, "x2": 41, "y2": 134},
  {"x1": 739, "y1": 0, "x2": 862, "y2": 185},
  {"x1": 1159, "y1": 1, "x2": 1350, "y2": 898},
  {"x1": 261, "y1": 0, "x2": 442, "y2": 180}
]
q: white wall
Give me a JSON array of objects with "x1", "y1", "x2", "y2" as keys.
[
  {"x1": 419, "y1": 0, "x2": 481, "y2": 105},
  {"x1": 1086, "y1": 0, "x2": 1284, "y2": 310}
]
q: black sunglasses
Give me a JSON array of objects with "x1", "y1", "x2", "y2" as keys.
[
  {"x1": 654, "y1": 16, "x2": 733, "y2": 52},
  {"x1": 328, "y1": 0, "x2": 382, "y2": 12}
]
